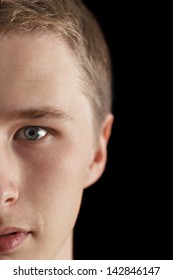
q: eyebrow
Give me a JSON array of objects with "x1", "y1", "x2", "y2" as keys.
[{"x1": 10, "y1": 106, "x2": 73, "y2": 122}]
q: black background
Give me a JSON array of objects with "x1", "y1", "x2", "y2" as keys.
[{"x1": 74, "y1": 1, "x2": 170, "y2": 260}]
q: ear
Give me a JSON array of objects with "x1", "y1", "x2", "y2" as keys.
[{"x1": 84, "y1": 113, "x2": 114, "y2": 188}]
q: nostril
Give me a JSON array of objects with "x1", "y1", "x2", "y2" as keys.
[
  {"x1": 5, "y1": 197, "x2": 15, "y2": 204},
  {"x1": 0, "y1": 187, "x2": 19, "y2": 207},
  {"x1": 0, "y1": 193, "x2": 19, "y2": 206}
]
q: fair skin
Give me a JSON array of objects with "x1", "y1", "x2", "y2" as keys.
[{"x1": 0, "y1": 35, "x2": 113, "y2": 260}]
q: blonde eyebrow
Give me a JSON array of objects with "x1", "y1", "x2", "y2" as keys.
[{"x1": 10, "y1": 106, "x2": 73, "y2": 122}]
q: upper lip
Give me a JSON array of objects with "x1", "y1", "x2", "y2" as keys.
[{"x1": 0, "y1": 227, "x2": 29, "y2": 236}]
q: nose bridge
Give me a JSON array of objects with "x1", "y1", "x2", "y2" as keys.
[{"x1": 0, "y1": 142, "x2": 19, "y2": 207}]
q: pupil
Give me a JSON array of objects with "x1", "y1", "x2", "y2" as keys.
[
  {"x1": 29, "y1": 130, "x2": 35, "y2": 136},
  {"x1": 25, "y1": 127, "x2": 39, "y2": 140}
]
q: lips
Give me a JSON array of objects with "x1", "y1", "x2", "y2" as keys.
[{"x1": 0, "y1": 227, "x2": 30, "y2": 253}]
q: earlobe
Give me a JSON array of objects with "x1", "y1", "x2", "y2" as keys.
[{"x1": 84, "y1": 113, "x2": 114, "y2": 188}]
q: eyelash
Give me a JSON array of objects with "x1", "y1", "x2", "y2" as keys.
[{"x1": 14, "y1": 126, "x2": 49, "y2": 141}]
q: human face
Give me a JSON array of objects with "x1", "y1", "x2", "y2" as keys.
[{"x1": 0, "y1": 35, "x2": 95, "y2": 259}]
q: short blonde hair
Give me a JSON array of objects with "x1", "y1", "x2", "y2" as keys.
[{"x1": 0, "y1": 0, "x2": 112, "y2": 131}]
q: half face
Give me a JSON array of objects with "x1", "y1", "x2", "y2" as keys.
[{"x1": 0, "y1": 35, "x2": 96, "y2": 259}]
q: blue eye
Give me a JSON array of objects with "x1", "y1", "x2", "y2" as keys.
[{"x1": 14, "y1": 126, "x2": 48, "y2": 141}]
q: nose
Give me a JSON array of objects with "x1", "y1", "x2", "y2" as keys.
[
  {"x1": 0, "y1": 158, "x2": 19, "y2": 208},
  {"x1": 0, "y1": 185, "x2": 19, "y2": 207}
]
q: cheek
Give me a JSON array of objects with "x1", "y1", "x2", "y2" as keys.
[
  {"x1": 17, "y1": 142, "x2": 87, "y2": 254},
  {"x1": 29, "y1": 145, "x2": 88, "y2": 188},
  {"x1": 17, "y1": 140, "x2": 89, "y2": 211}
]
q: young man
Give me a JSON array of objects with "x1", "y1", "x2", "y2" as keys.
[{"x1": 0, "y1": 0, "x2": 113, "y2": 259}]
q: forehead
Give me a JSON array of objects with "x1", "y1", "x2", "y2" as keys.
[
  {"x1": 0, "y1": 35, "x2": 80, "y2": 82},
  {"x1": 0, "y1": 35, "x2": 89, "y2": 116}
]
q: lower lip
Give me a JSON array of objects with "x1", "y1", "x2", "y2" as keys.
[{"x1": 0, "y1": 232, "x2": 29, "y2": 253}]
